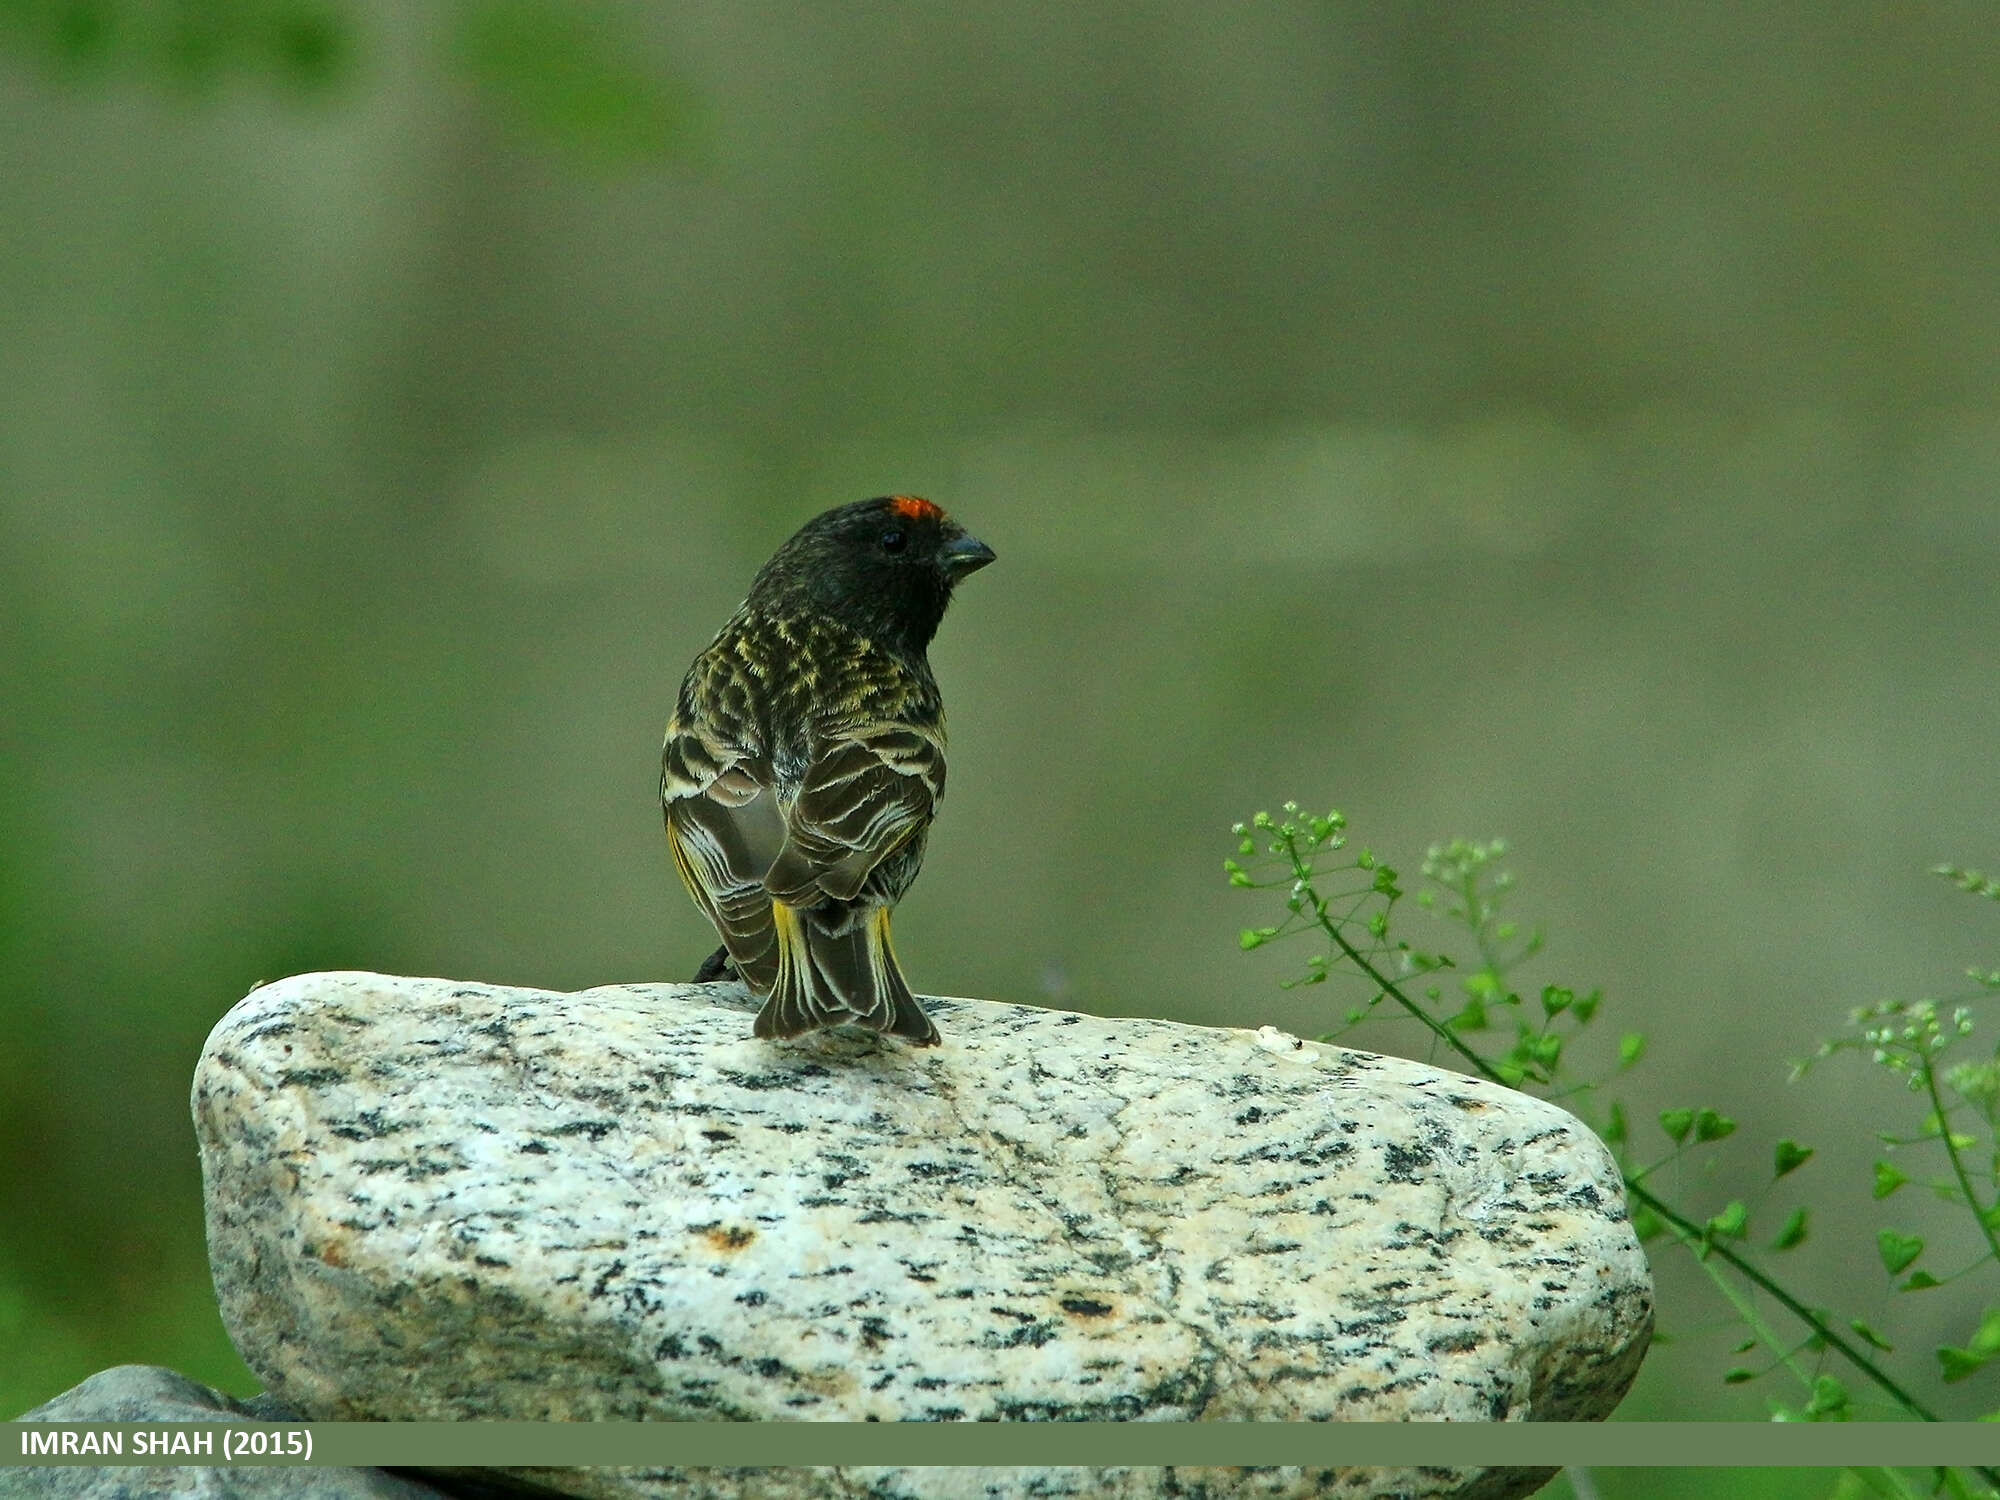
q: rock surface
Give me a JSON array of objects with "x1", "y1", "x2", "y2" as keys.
[
  {"x1": 513, "y1": 1469, "x2": 1558, "y2": 1500},
  {"x1": 6, "y1": 1366, "x2": 438, "y2": 1500},
  {"x1": 194, "y1": 971, "x2": 1651, "y2": 1499}
]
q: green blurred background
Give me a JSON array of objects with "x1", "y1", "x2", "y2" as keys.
[{"x1": 4, "y1": 0, "x2": 2000, "y2": 1482}]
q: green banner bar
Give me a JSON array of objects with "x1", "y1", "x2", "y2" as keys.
[{"x1": 5, "y1": 1422, "x2": 1999, "y2": 1469}]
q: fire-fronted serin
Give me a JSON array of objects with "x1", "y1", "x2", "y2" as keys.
[{"x1": 662, "y1": 496, "x2": 994, "y2": 1044}]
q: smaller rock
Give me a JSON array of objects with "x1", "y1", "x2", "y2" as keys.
[
  {"x1": 17, "y1": 1366, "x2": 299, "y2": 1426},
  {"x1": 6, "y1": 1366, "x2": 438, "y2": 1500}
]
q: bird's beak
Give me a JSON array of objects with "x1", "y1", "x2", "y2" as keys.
[{"x1": 941, "y1": 532, "x2": 996, "y2": 576}]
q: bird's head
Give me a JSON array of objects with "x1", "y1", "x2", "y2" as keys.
[{"x1": 749, "y1": 496, "x2": 995, "y2": 653}]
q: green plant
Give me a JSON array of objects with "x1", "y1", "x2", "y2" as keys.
[
  {"x1": 1228, "y1": 805, "x2": 2000, "y2": 1496},
  {"x1": 0, "y1": 0, "x2": 691, "y2": 163}
]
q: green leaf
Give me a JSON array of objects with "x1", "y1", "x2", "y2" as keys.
[
  {"x1": 454, "y1": 0, "x2": 690, "y2": 164},
  {"x1": 1844, "y1": 1467, "x2": 1915, "y2": 1500},
  {"x1": 1971, "y1": 1306, "x2": 2000, "y2": 1359},
  {"x1": 1602, "y1": 1100, "x2": 1628, "y2": 1147},
  {"x1": 1723, "y1": 1367, "x2": 1756, "y2": 1384},
  {"x1": 1877, "y1": 1229, "x2": 1924, "y2": 1275},
  {"x1": 1573, "y1": 989, "x2": 1602, "y2": 1023},
  {"x1": 1900, "y1": 1270, "x2": 1942, "y2": 1291},
  {"x1": 1849, "y1": 1319, "x2": 1893, "y2": 1352},
  {"x1": 1630, "y1": 1206, "x2": 1663, "y2": 1242},
  {"x1": 1618, "y1": 1032, "x2": 1646, "y2": 1068},
  {"x1": 1540, "y1": 986, "x2": 1573, "y2": 1017},
  {"x1": 1705, "y1": 1200, "x2": 1748, "y2": 1240},
  {"x1": 1773, "y1": 1140, "x2": 1814, "y2": 1177},
  {"x1": 1871, "y1": 1161, "x2": 1907, "y2": 1198},
  {"x1": 1239, "y1": 927, "x2": 1277, "y2": 951},
  {"x1": 1772, "y1": 1206, "x2": 1808, "y2": 1250},
  {"x1": 1936, "y1": 863, "x2": 2000, "y2": 900},
  {"x1": 1693, "y1": 1107, "x2": 1737, "y2": 1142},
  {"x1": 271, "y1": 5, "x2": 351, "y2": 90},
  {"x1": 1659, "y1": 1108, "x2": 1694, "y2": 1145},
  {"x1": 1938, "y1": 1346, "x2": 1990, "y2": 1383},
  {"x1": 1449, "y1": 996, "x2": 1488, "y2": 1031},
  {"x1": 1804, "y1": 1374, "x2": 1849, "y2": 1420},
  {"x1": 1872, "y1": 1232, "x2": 1920, "y2": 1280}
]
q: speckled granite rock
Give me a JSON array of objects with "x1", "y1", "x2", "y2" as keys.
[
  {"x1": 504, "y1": 1469, "x2": 1559, "y2": 1500},
  {"x1": 194, "y1": 971, "x2": 1649, "y2": 1499}
]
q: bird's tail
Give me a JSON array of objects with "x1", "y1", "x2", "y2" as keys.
[{"x1": 754, "y1": 904, "x2": 940, "y2": 1046}]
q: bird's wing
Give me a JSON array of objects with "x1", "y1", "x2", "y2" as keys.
[
  {"x1": 663, "y1": 717, "x2": 785, "y2": 990},
  {"x1": 764, "y1": 723, "x2": 944, "y2": 905}
]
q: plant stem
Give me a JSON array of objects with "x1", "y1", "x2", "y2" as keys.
[
  {"x1": 1660, "y1": 1212, "x2": 1813, "y2": 1388},
  {"x1": 1307, "y1": 883, "x2": 1497, "y2": 1081},
  {"x1": 1621, "y1": 1177, "x2": 1943, "y2": 1422},
  {"x1": 1296, "y1": 846, "x2": 1966, "y2": 1429},
  {"x1": 1843, "y1": 1469, "x2": 1928, "y2": 1500},
  {"x1": 1922, "y1": 1061, "x2": 2000, "y2": 1266},
  {"x1": 1271, "y1": 828, "x2": 2000, "y2": 1494}
]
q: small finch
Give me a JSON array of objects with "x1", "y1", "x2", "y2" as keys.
[{"x1": 661, "y1": 496, "x2": 995, "y2": 1045}]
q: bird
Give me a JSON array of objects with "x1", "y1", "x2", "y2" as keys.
[{"x1": 661, "y1": 496, "x2": 995, "y2": 1045}]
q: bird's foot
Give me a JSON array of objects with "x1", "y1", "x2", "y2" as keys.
[{"x1": 693, "y1": 945, "x2": 739, "y2": 983}]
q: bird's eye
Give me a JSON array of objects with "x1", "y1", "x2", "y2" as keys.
[{"x1": 880, "y1": 529, "x2": 907, "y2": 554}]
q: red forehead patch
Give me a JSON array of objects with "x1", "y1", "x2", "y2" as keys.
[{"x1": 888, "y1": 494, "x2": 942, "y2": 522}]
